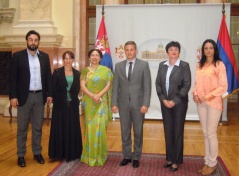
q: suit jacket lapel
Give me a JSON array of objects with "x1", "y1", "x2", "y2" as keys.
[
  {"x1": 168, "y1": 64, "x2": 180, "y2": 96},
  {"x1": 162, "y1": 64, "x2": 168, "y2": 94},
  {"x1": 70, "y1": 68, "x2": 78, "y2": 91},
  {"x1": 130, "y1": 58, "x2": 137, "y2": 80},
  {"x1": 170, "y1": 64, "x2": 179, "y2": 77},
  {"x1": 121, "y1": 60, "x2": 127, "y2": 80},
  {"x1": 62, "y1": 68, "x2": 68, "y2": 87},
  {"x1": 23, "y1": 49, "x2": 30, "y2": 75},
  {"x1": 162, "y1": 64, "x2": 168, "y2": 80}
]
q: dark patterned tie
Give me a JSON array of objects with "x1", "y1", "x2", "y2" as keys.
[{"x1": 128, "y1": 62, "x2": 133, "y2": 81}]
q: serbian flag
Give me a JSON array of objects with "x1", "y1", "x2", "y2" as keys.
[
  {"x1": 95, "y1": 16, "x2": 113, "y2": 72},
  {"x1": 217, "y1": 14, "x2": 239, "y2": 96}
]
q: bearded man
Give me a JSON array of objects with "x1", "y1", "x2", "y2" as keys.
[{"x1": 9, "y1": 30, "x2": 52, "y2": 167}]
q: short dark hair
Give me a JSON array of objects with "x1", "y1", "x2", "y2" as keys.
[
  {"x1": 165, "y1": 41, "x2": 181, "y2": 53},
  {"x1": 62, "y1": 51, "x2": 75, "y2": 59},
  {"x1": 25, "y1": 30, "x2": 41, "y2": 41},
  {"x1": 88, "y1": 49, "x2": 103, "y2": 58},
  {"x1": 124, "y1": 41, "x2": 137, "y2": 50}
]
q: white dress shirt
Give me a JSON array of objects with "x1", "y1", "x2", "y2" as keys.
[
  {"x1": 27, "y1": 50, "x2": 42, "y2": 91},
  {"x1": 164, "y1": 59, "x2": 181, "y2": 95}
]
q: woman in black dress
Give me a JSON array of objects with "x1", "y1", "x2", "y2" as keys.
[{"x1": 48, "y1": 51, "x2": 82, "y2": 162}]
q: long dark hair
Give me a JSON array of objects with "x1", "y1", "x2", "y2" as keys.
[{"x1": 199, "y1": 39, "x2": 221, "y2": 68}]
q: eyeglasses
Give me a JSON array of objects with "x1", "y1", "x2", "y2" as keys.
[{"x1": 90, "y1": 54, "x2": 100, "y2": 57}]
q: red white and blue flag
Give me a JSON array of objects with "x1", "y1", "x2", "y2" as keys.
[
  {"x1": 217, "y1": 14, "x2": 239, "y2": 95},
  {"x1": 95, "y1": 16, "x2": 113, "y2": 72}
]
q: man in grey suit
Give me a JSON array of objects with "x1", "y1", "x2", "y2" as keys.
[{"x1": 112, "y1": 41, "x2": 151, "y2": 168}]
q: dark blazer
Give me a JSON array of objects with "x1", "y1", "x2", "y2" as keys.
[
  {"x1": 112, "y1": 58, "x2": 151, "y2": 110},
  {"x1": 156, "y1": 60, "x2": 191, "y2": 164},
  {"x1": 9, "y1": 49, "x2": 52, "y2": 106},
  {"x1": 52, "y1": 67, "x2": 80, "y2": 108},
  {"x1": 155, "y1": 60, "x2": 191, "y2": 104}
]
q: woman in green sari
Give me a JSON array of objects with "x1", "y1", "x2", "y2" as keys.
[{"x1": 80, "y1": 49, "x2": 113, "y2": 166}]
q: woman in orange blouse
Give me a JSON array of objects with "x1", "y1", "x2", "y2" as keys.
[{"x1": 192, "y1": 39, "x2": 228, "y2": 175}]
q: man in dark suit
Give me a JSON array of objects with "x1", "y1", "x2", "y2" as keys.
[
  {"x1": 112, "y1": 41, "x2": 151, "y2": 168},
  {"x1": 9, "y1": 30, "x2": 52, "y2": 167}
]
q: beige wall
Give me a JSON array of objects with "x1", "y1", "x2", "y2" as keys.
[{"x1": 52, "y1": 0, "x2": 74, "y2": 48}]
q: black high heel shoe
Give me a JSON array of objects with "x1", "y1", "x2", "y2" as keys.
[
  {"x1": 170, "y1": 165, "x2": 178, "y2": 172},
  {"x1": 163, "y1": 162, "x2": 172, "y2": 168}
]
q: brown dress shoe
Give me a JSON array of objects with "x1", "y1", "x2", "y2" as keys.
[
  {"x1": 202, "y1": 165, "x2": 217, "y2": 175},
  {"x1": 198, "y1": 164, "x2": 208, "y2": 173}
]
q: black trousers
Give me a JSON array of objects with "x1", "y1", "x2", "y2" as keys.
[{"x1": 161, "y1": 102, "x2": 188, "y2": 164}]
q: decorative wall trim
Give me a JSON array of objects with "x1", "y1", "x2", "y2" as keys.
[
  {"x1": 0, "y1": 8, "x2": 16, "y2": 23},
  {"x1": 13, "y1": 20, "x2": 58, "y2": 34},
  {"x1": 3, "y1": 34, "x2": 63, "y2": 48}
]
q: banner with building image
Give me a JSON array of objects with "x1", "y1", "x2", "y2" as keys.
[{"x1": 96, "y1": 4, "x2": 231, "y2": 120}]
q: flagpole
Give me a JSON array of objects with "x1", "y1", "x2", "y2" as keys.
[
  {"x1": 102, "y1": 0, "x2": 105, "y2": 16},
  {"x1": 222, "y1": 2, "x2": 225, "y2": 14},
  {"x1": 219, "y1": 2, "x2": 227, "y2": 126}
]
